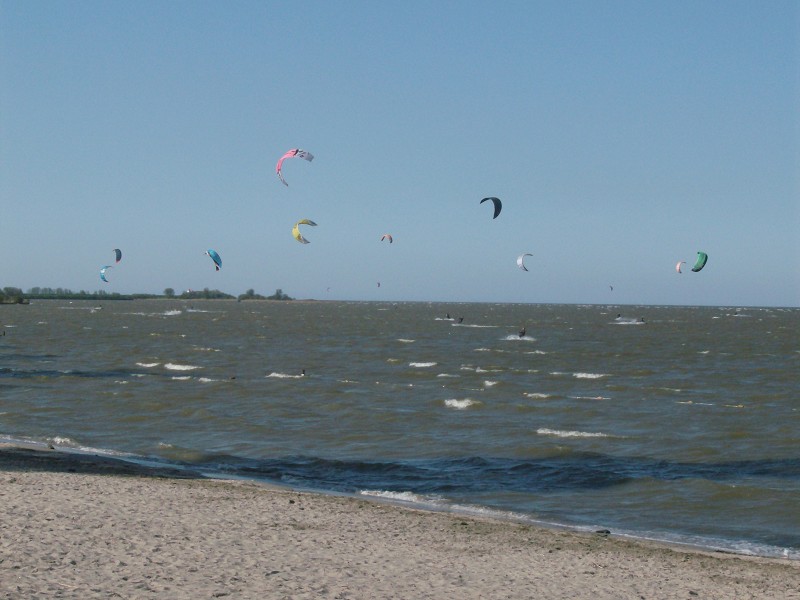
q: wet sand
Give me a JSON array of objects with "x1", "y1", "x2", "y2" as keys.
[{"x1": 1, "y1": 445, "x2": 797, "y2": 599}]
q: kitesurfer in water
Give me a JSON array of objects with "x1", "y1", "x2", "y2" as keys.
[
  {"x1": 518, "y1": 327, "x2": 526, "y2": 338},
  {"x1": 458, "y1": 317, "x2": 464, "y2": 323}
]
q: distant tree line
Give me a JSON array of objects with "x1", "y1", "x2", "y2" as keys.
[
  {"x1": 2, "y1": 286, "x2": 294, "y2": 303},
  {"x1": 1, "y1": 287, "x2": 28, "y2": 304}
]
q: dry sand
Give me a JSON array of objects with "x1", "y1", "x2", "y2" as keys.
[{"x1": 0, "y1": 445, "x2": 797, "y2": 599}]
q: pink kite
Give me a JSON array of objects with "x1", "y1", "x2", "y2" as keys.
[{"x1": 276, "y1": 148, "x2": 314, "y2": 186}]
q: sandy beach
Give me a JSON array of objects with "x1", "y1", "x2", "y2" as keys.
[{"x1": 0, "y1": 445, "x2": 797, "y2": 599}]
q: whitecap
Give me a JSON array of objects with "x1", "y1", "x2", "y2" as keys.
[
  {"x1": 483, "y1": 380, "x2": 498, "y2": 387},
  {"x1": 436, "y1": 373, "x2": 458, "y2": 378},
  {"x1": 409, "y1": 362, "x2": 437, "y2": 367},
  {"x1": 397, "y1": 338, "x2": 415, "y2": 343},
  {"x1": 524, "y1": 393, "x2": 551, "y2": 399},
  {"x1": 537, "y1": 428, "x2": 609, "y2": 438},
  {"x1": 444, "y1": 398, "x2": 479, "y2": 410},
  {"x1": 162, "y1": 310, "x2": 182, "y2": 316},
  {"x1": 573, "y1": 372, "x2": 608, "y2": 379},
  {"x1": 171, "y1": 376, "x2": 192, "y2": 381},
  {"x1": 267, "y1": 372, "x2": 304, "y2": 379},
  {"x1": 136, "y1": 362, "x2": 160, "y2": 368},
  {"x1": 51, "y1": 436, "x2": 79, "y2": 446},
  {"x1": 164, "y1": 363, "x2": 201, "y2": 371}
]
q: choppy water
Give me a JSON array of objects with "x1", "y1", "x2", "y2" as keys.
[{"x1": 1, "y1": 300, "x2": 798, "y2": 558}]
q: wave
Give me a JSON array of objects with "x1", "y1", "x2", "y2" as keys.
[
  {"x1": 550, "y1": 371, "x2": 608, "y2": 379},
  {"x1": 612, "y1": 318, "x2": 645, "y2": 325},
  {"x1": 444, "y1": 398, "x2": 480, "y2": 410},
  {"x1": 164, "y1": 363, "x2": 201, "y2": 371},
  {"x1": 359, "y1": 490, "x2": 444, "y2": 505},
  {"x1": 537, "y1": 428, "x2": 610, "y2": 438}
]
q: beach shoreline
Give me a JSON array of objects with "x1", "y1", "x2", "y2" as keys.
[{"x1": 1, "y1": 445, "x2": 797, "y2": 599}]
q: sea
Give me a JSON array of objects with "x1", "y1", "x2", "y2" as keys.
[{"x1": 1, "y1": 299, "x2": 798, "y2": 559}]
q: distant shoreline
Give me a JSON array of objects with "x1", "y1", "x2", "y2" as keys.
[{"x1": 9, "y1": 297, "x2": 798, "y2": 309}]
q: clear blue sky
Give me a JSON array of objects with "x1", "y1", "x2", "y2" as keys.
[{"x1": 2, "y1": 1, "x2": 798, "y2": 306}]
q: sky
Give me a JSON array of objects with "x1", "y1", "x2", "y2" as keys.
[{"x1": 2, "y1": 1, "x2": 798, "y2": 307}]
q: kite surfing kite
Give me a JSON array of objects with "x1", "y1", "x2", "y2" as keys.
[
  {"x1": 380, "y1": 234, "x2": 393, "y2": 243},
  {"x1": 480, "y1": 197, "x2": 502, "y2": 219},
  {"x1": 691, "y1": 252, "x2": 708, "y2": 272},
  {"x1": 292, "y1": 219, "x2": 317, "y2": 244},
  {"x1": 100, "y1": 266, "x2": 113, "y2": 283},
  {"x1": 516, "y1": 253, "x2": 532, "y2": 271},
  {"x1": 205, "y1": 249, "x2": 222, "y2": 271},
  {"x1": 113, "y1": 248, "x2": 122, "y2": 263},
  {"x1": 276, "y1": 148, "x2": 314, "y2": 186},
  {"x1": 676, "y1": 261, "x2": 686, "y2": 274}
]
